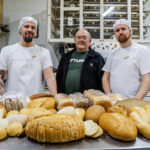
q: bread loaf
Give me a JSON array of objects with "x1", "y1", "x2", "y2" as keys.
[
  {"x1": 69, "y1": 93, "x2": 89, "y2": 108},
  {"x1": 54, "y1": 93, "x2": 74, "y2": 110},
  {"x1": 83, "y1": 89, "x2": 112, "y2": 109},
  {"x1": 28, "y1": 97, "x2": 56, "y2": 110},
  {"x1": 25, "y1": 114, "x2": 85, "y2": 143},
  {"x1": 129, "y1": 105, "x2": 150, "y2": 139},
  {"x1": 30, "y1": 93, "x2": 53, "y2": 100},
  {"x1": 99, "y1": 113, "x2": 137, "y2": 141},
  {"x1": 114, "y1": 99, "x2": 150, "y2": 108}
]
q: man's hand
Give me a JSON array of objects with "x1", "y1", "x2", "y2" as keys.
[{"x1": 0, "y1": 78, "x2": 5, "y2": 95}]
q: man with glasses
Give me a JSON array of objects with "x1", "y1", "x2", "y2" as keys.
[
  {"x1": 102, "y1": 19, "x2": 150, "y2": 99},
  {"x1": 56, "y1": 29, "x2": 105, "y2": 94}
]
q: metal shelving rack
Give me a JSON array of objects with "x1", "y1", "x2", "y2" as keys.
[{"x1": 47, "y1": 0, "x2": 150, "y2": 43}]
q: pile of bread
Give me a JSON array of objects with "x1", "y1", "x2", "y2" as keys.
[{"x1": 1, "y1": 89, "x2": 150, "y2": 143}]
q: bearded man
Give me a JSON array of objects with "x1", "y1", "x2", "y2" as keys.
[
  {"x1": 0, "y1": 16, "x2": 57, "y2": 96},
  {"x1": 102, "y1": 19, "x2": 150, "y2": 99}
]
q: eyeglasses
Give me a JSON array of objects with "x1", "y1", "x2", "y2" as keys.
[{"x1": 76, "y1": 36, "x2": 88, "y2": 40}]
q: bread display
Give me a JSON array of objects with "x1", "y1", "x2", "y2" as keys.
[
  {"x1": 114, "y1": 99, "x2": 150, "y2": 108},
  {"x1": 28, "y1": 97, "x2": 56, "y2": 110},
  {"x1": 129, "y1": 105, "x2": 150, "y2": 139},
  {"x1": 107, "y1": 93, "x2": 127, "y2": 105},
  {"x1": 54, "y1": 93, "x2": 74, "y2": 110},
  {"x1": 0, "y1": 127, "x2": 7, "y2": 140},
  {"x1": 107, "y1": 105, "x2": 129, "y2": 116},
  {"x1": 69, "y1": 93, "x2": 89, "y2": 108},
  {"x1": 85, "y1": 105, "x2": 105, "y2": 122},
  {"x1": 99, "y1": 113, "x2": 137, "y2": 141},
  {"x1": 7, "y1": 122, "x2": 23, "y2": 136},
  {"x1": 83, "y1": 89, "x2": 112, "y2": 109},
  {"x1": 25, "y1": 114, "x2": 85, "y2": 143}
]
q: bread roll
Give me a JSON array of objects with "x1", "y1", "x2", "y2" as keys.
[
  {"x1": 7, "y1": 122, "x2": 23, "y2": 136},
  {"x1": 107, "y1": 105, "x2": 129, "y2": 116},
  {"x1": 25, "y1": 114, "x2": 85, "y2": 143},
  {"x1": 99, "y1": 113, "x2": 137, "y2": 141},
  {"x1": 28, "y1": 97, "x2": 56, "y2": 110},
  {"x1": 85, "y1": 105, "x2": 105, "y2": 122},
  {"x1": 0, "y1": 127, "x2": 7, "y2": 140},
  {"x1": 83, "y1": 89, "x2": 112, "y2": 109},
  {"x1": 84, "y1": 120, "x2": 99, "y2": 137}
]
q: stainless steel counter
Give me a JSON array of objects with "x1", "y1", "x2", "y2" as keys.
[{"x1": 1, "y1": 134, "x2": 150, "y2": 150}]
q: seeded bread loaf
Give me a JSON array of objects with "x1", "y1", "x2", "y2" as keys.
[{"x1": 25, "y1": 114, "x2": 85, "y2": 143}]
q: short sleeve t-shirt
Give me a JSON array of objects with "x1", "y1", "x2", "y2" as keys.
[{"x1": 65, "y1": 50, "x2": 88, "y2": 94}]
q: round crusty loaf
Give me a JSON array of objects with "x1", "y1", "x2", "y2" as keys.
[
  {"x1": 0, "y1": 127, "x2": 7, "y2": 140},
  {"x1": 85, "y1": 105, "x2": 105, "y2": 122},
  {"x1": 99, "y1": 113, "x2": 137, "y2": 141},
  {"x1": 25, "y1": 114, "x2": 85, "y2": 143}
]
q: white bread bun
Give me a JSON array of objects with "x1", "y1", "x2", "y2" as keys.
[
  {"x1": 84, "y1": 120, "x2": 99, "y2": 137},
  {"x1": 85, "y1": 105, "x2": 105, "y2": 122},
  {"x1": 7, "y1": 110, "x2": 19, "y2": 117},
  {"x1": 99, "y1": 113, "x2": 137, "y2": 141}
]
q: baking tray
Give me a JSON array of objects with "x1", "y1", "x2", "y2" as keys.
[{"x1": 0, "y1": 134, "x2": 150, "y2": 150}]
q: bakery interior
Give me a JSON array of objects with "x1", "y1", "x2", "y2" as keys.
[{"x1": 1, "y1": 0, "x2": 150, "y2": 149}]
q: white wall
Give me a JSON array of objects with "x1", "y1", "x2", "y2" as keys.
[{"x1": 0, "y1": 0, "x2": 58, "y2": 68}]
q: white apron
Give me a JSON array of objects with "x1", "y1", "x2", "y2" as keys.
[{"x1": 5, "y1": 44, "x2": 44, "y2": 96}]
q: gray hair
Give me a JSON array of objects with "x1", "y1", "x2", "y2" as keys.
[{"x1": 75, "y1": 29, "x2": 91, "y2": 40}]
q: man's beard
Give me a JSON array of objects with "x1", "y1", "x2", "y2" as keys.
[
  {"x1": 24, "y1": 33, "x2": 34, "y2": 43},
  {"x1": 118, "y1": 34, "x2": 131, "y2": 43}
]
